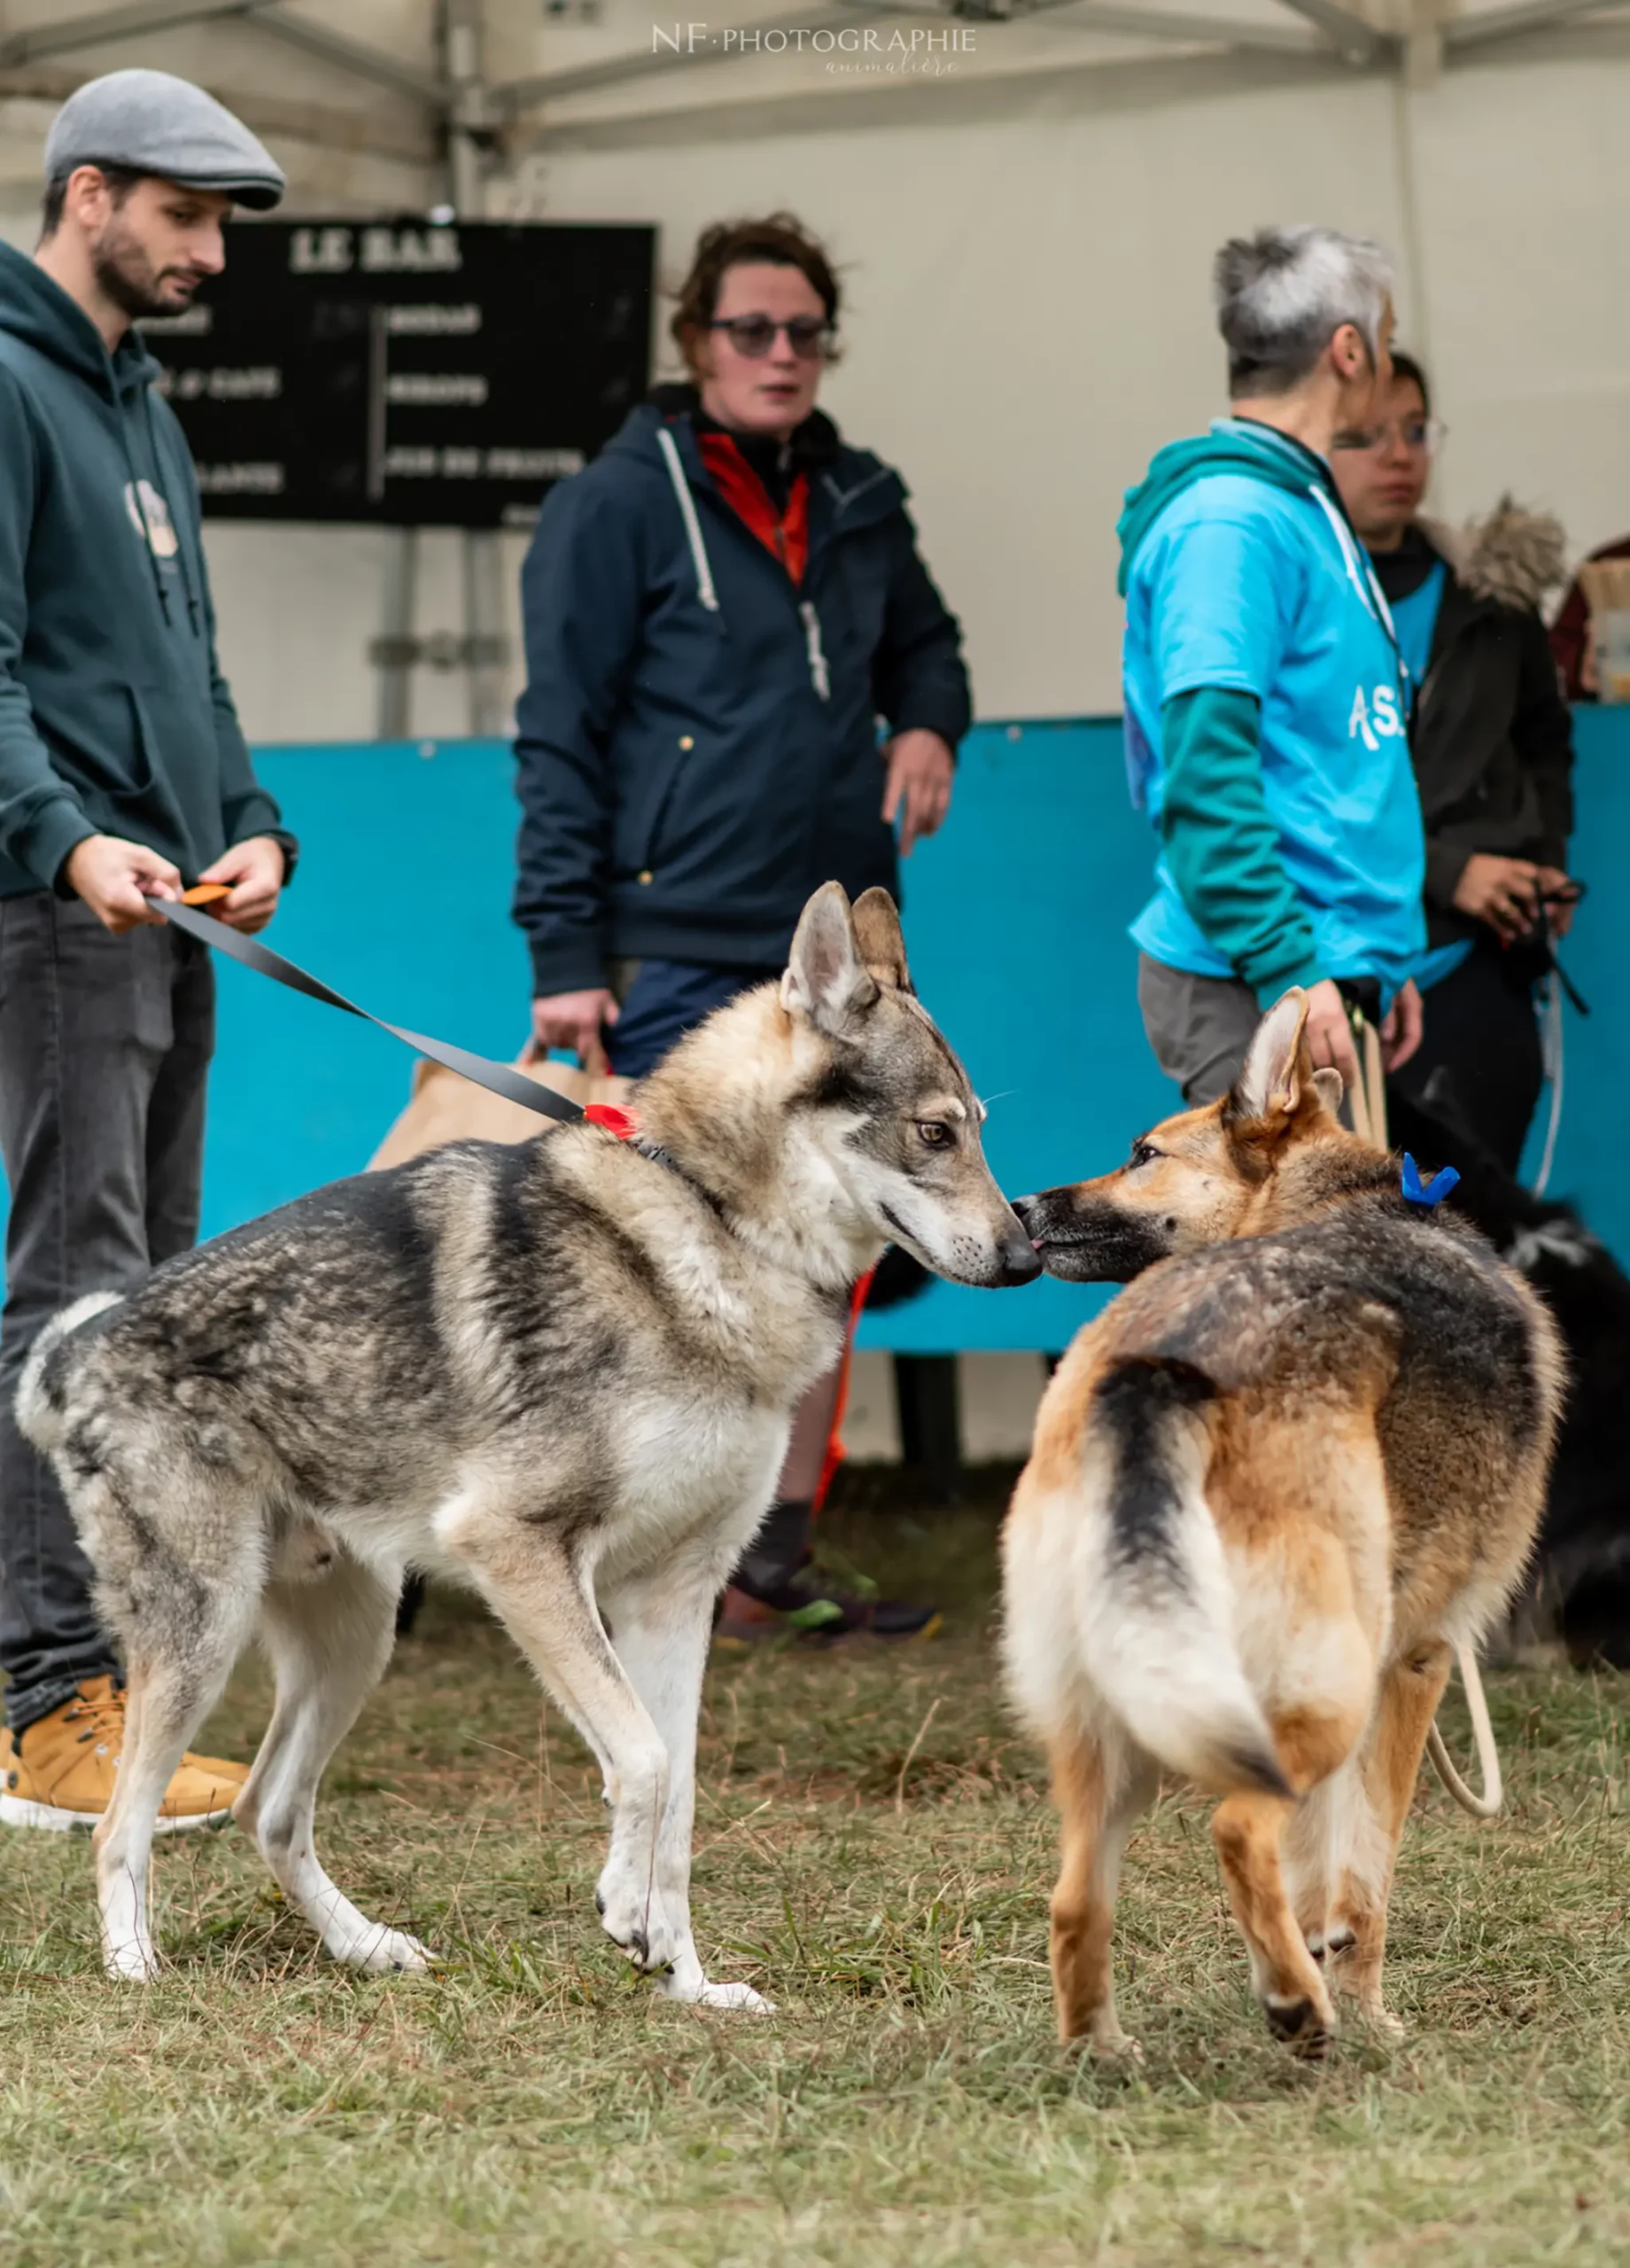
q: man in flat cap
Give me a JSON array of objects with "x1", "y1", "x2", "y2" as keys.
[{"x1": 0, "y1": 72, "x2": 296, "y2": 1831}]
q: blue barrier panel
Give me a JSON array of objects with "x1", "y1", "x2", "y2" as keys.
[
  {"x1": 1, "y1": 714, "x2": 1624, "y2": 1354},
  {"x1": 1528, "y1": 706, "x2": 1628, "y2": 1247}
]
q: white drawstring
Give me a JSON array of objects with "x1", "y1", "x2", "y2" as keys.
[
  {"x1": 800, "y1": 602, "x2": 830, "y2": 701},
  {"x1": 657, "y1": 423, "x2": 829, "y2": 698},
  {"x1": 1533, "y1": 974, "x2": 1565, "y2": 1199},
  {"x1": 1309, "y1": 481, "x2": 1409, "y2": 722},
  {"x1": 656, "y1": 426, "x2": 719, "y2": 613},
  {"x1": 1309, "y1": 483, "x2": 1397, "y2": 634}
]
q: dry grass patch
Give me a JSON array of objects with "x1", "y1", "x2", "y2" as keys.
[{"x1": 3, "y1": 1486, "x2": 1626, "y2": 2267}]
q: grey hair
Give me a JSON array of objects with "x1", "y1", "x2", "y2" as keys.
[{"x1": 1213, "y1": 226, "x2": 1393, "y2": 399}]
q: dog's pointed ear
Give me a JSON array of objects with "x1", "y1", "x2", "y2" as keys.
[
  {"x1": 1311, "y1": 1066, "x2": 1345, "y2": 1119},
  {"x1": 850, "y1": 888, "x2": 914, "y2": 995},
  {"x1": 1229, "y1": 989, "x2": 1312, "y2": 1126},
  {"x1": 782, "y1": 882, "x2": 880, "y2": 1033}
]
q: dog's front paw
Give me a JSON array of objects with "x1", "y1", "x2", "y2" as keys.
[
  {"x1": 594, "y1": 1870, "x2": 677, "y2": 1974},
  {"x1": 656, "y1": 1969, "x2": 774, "y2": 2013},
  {"x1": 338, "y1": 1923, "x2": 435, "y2": 1976},
  {"x1": 1085, "y1": 2025, "x2": 1143, "y2": 2063},
  {"x1": 1262, "y1": 1991, "x2": 1336, "y2": 2059},
  {"x1": 104, "y1": 1936, "x2": 162, "y2": 1983}
]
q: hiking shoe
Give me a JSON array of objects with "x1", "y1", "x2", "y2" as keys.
[
  {"x1": 0, "y1": 1675, "x2": 245, "y2": 1834},
  {"x1": 716, "y1": 1559, "x2": 941, "y2": 1645}
]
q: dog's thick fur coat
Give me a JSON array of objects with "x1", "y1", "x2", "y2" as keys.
[
  {"x1": 1003, "y1": 991, "x2": 1564, "y2": 2057},
  {"x1": 19, "y1": 884, "x2": 1036, "y2": 1992}
]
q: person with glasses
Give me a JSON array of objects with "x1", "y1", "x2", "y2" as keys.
[
  {"x1": 1330, "y1": 351, "x2": 1577, "y2": 1175},
  {"x1": 1122, "y1": 225, "x2": 1425, "y2": 1111},
  {"x1": 513, "y1": 211, "x2": 969, "y2": 1641}
]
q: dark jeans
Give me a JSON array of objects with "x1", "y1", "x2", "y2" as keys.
[
  {"x1": 605, "y1": 957, "x2": 775, "y2": 1078},
  {"x1": 1391, "y1": 936, "x2": 1544, "y2": 1178},
  {"x1": 0, "y1": 895, "x2": 214, "y2": 1734}
]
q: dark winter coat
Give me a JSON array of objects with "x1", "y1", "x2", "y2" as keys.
[
  {"x1": 1409, "y1": 504, "x2": 1574, "y2": 951},
  {"x1": 512, "y1": 392, "x2": 971, "y2": 996}
]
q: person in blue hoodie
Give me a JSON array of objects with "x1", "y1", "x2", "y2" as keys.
[
  {"x1": 514, "y1": 212, "x2": 970, "y2": 1641},
  {"x1": 0, "y1": 74, "x2": 295, "y2": 1834},
  {"x1": 1120, "y1": 224, "x2": 1426, "y2": 1108}
]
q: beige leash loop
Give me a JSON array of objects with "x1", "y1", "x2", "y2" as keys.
[
  {"x1": 1345, "y1": 999, "x2": 1504, "y2": 1821},
  {"x1": 1425, "y1": 1650, "x2": 1505, "y2": 1818}
]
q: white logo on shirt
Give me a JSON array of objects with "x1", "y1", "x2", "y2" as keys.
[
  {"x1": 123, "y1": 479, "x2": 179, "y2": 559},
  {"x1": 1348, "y1": 683, "x2": 1403, "y2": 750}
]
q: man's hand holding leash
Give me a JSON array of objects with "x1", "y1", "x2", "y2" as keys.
[
  {"x1": 64, "y1": 835, "x2": 182, "y2": 933},
  {"x1": 196, "y1": 835, "x2": 287, "y2": 934},
  {"x1": 66, "y1": 833, "x2": 287, "y2": 939}
]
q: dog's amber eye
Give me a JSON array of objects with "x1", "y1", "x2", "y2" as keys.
[
  {"x1": 1129, "y1": 1139, "x2": 1160, "y2": 1168},
  {"x1": 916, "y1": 1122, "x2": 953, "y2": 1149}
]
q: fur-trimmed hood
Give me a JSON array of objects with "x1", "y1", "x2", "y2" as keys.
[{"x1": 1422, "y1": 498, "x2": 1567, "y2": 611}]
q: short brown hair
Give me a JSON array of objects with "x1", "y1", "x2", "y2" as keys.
[
  {"x1": 40, "y1": 160, "x2": 144, "y2": 239},
  {"x1": 670, "y1": 212, "x2": 842, "y2": 375}
]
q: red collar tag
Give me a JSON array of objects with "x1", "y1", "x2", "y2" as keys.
[{"x1": 584, "y1": 1102, "x2": 640, "y2": 1142}]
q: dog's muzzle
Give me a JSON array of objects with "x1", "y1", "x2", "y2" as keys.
[{"x1": 1011, "y1": 1190, "x2": 1168, "y2": 1284}]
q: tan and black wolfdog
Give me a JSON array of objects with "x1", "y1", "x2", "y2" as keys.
[
  {"x1": 19, "y1": 883, "x2": 1038, "y2": 1996},
  {"x1": 1003, "y1": 989, "x2": 1563, "y2": 2058}
]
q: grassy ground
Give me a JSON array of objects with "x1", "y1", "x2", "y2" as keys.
[{"x1": 3, "y1": 1479, "x2": 1626, "y2": 2268}]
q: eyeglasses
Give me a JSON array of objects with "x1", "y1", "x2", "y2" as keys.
[
  {"x1": 1331, "y1": 417, "x2": 1448, "y2": 455},
  {"x1": 708, "y1": 315, "x2": 833, "y2": 361}
]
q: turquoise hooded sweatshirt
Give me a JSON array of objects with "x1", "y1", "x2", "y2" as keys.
[
  {"x1": 0, "y1": 241, "x2": 292, "y2": 897},
  {"x1": 1117, "y1": 418, "x2": 1424, "y2": 1006}
]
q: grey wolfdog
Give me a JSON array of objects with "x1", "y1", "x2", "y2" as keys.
[{"x1": 19, "y1": 883, "x2": 1038, "y2": 1999}]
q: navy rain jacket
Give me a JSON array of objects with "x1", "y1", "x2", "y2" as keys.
[{"x1": 513, "y1": 393, "x2": 971, "y2": 995}]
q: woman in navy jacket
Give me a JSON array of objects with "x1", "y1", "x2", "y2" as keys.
[{"x1": 513, "y1": 212, "x2": 971, "y2": 1636}]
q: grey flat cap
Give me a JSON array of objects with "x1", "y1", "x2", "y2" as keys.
[{"x1": 45, "y1": 68, "x2": 284, "y2": 211}]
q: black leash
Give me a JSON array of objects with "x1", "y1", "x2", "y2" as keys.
[{"x1": 153, "y1": 894, "x2": 586, "y2": 1127}]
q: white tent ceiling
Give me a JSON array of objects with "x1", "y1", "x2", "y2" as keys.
[{"x1": 1, "y1": 0, "x2": 1625, "y2": 214}]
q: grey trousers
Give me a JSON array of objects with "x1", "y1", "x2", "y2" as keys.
[
  {"x1": 0, "y1": 894, "x2": 214, "y2": 1733},
  {"x1": 1137, "y1": 952, "x2": 1262, "y2": 1107}
]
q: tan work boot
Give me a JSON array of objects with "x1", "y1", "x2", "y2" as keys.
[{"x1": 0, "y1": 1674, "x2": 246, "y2": 1834}]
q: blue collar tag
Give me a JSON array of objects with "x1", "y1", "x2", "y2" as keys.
[{"x1": 1401, "y1": 1153, "x2": 1460, "y2": 1208}]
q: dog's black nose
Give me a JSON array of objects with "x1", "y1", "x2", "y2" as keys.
[{"x1": 996, "y1": 1212, "x2": 1044, "y2": 1286}]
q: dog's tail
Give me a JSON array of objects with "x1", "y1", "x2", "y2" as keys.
[
  {"x1": 16, "y1": 1291, "x2": 123, "y2": 1453},
  {"x1": 1077, "y1": 1357, "x2": 1290, "y2": 1798}
]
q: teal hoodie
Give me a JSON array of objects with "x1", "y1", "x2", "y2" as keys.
[
  {"x1": 1115, "y1": 420, "x2": 1330, "y2": 596},
  {"x1": 0, "y1": 241, "x2": 292, "y2": 897},
  {"x1": 1117, "y1": 417, "x2": 1423, "y2": 1005}
]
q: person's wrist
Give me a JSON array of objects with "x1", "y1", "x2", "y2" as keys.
[
  {"x1": 53, "y1": 825, "x2": 105, "y2": 901},
  {"x1": 1250, "y1": 956, "x2": 1325, "y2": 1009},
  {"x1": 528, "y1": 947, "x2": 609, "y2": 998},
  {"x1": 231, "y1": 834, "x2": 285, "y2": 880},
  {"x1": 889, "y1": 718, "x2": 961, "y2": 761}
]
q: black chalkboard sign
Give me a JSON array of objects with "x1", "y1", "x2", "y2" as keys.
[{"x1": 140, "y1": 218, "x2": 655, "y2": 529}]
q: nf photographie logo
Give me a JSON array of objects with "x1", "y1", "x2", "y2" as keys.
[{"x1": 652, "y1": 19, "x2": 977, "y2": 63}]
